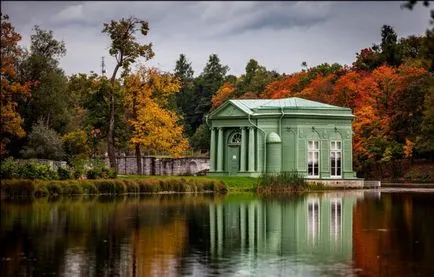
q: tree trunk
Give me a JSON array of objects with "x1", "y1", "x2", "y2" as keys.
[
  {"x1": 135, "y1": 144, "x2": 142, "y2": 175},
  {"x1": 107, "y1": 92, "x2": 116, "y2": 169},
  {"x1": 107, "y1": 60, "x2": 122, "y2": 170}
]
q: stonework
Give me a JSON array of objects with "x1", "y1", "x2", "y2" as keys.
[{"x1": 105, "y1": 156, "x2": 210, "y2": 176}]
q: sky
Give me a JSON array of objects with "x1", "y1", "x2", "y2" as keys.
[{"x1": 2, "y1": 1, "x2": 432, "y2": 77}]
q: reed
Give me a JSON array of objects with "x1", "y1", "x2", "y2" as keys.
[{"x1": 0, "y1": 177, "x2": 227, "y2": 198}]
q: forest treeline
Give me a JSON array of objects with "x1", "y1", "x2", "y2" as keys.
[{"x1": 1, "y1": 2, "x2": 434, "y2": 176}]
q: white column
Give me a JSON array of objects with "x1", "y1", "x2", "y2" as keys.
[
  {"x1": 248, "y1": 127, "x2": 255, "y2": 172},
  {"x1": 210, "y1": 128, "x2": 216, "y2": 172},
  {"x1": 217, "y1": 128, "x2": 224, "y2": 172},
  {"x1": 240, "y1": 127, "x2": 247, "y2": 172}
]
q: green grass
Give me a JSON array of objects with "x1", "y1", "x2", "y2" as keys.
[
  {"x1": 119, "y1": 175, "x2": 258, "y2": 192},
  {"x1": 1, "y1": 177, "x2": 227, "y2": 198}
]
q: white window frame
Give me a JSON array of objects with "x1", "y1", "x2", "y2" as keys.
[
  {"x1": 307, "y1": 140, "x2": 320, "y2": 178},
  {"x1": 330, "y1": 198, "x2": 342, "y2": 242},
  {"x1": 330, "y1": 141, "x2": 342, "y2": 178},
  {"x1": 307, "y1": 198, "x2": 320, "y2": 245}
]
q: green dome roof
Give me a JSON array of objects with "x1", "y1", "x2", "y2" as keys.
[{"x1": 267, "y1": 132, "x2": 281, "y2": 143}]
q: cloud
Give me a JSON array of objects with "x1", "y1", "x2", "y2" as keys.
[{"x1": 1, "y1": 1, "x2": 432, "y2": 77}]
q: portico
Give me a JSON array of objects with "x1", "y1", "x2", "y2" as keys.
[{"x1": 206, "y1": 97, "x2": 359, "y2": 179}]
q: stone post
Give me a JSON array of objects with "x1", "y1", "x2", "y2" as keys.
[
  {"x1": 248, "y1": 127, "x2": 255, "y2": 172},
  {"x1": 210, "y1": 128, "x2": 216, "y2": 172},
  {"x1": 217, "y1": 127, "x2": 224, "y2": 172},
  {"x1": 240, "y1": 127, "x2": 247, "y2": 172}
]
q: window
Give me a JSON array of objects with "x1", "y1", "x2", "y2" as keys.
[
  {"x1": 307, "y1": 198, "x2": 320, "y2": 244},
  {"x1": 330, "y1": 141, "x2": 342, "y2": 177},
  {"x1": 330, "y1": 198, "x2": 342, "y2": 242},
  {"x1": 229, "y1": 131, "x2": 241, "y2": 145},
  {"x1": 308, "y1": 140, "x2": 319, "y2": 177}
]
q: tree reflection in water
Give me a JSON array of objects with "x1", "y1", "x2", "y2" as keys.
[{"x1": 1, "y1": 191, "x2": 434, "y2": 276}]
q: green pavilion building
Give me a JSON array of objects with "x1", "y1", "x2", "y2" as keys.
[{"x1": 206, "y1": 97, "x2": 359, "y2": 182}]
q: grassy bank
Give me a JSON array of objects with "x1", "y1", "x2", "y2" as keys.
[
  {"x1": 120, "y1": 175, "x2": 258, "y2": 192},
  {"x1": 256, "y1": 172, "x2": 325, "y2": 193},
  {"x1": 0, "y1": 178, "x2": 227, "y2": 198}
]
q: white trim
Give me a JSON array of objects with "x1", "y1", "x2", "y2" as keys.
[
  {"x1": 330, "y1": 140, "x2": 342, "y2": 178},
  {"x1": 307, "y1": 140, "x2": 320, "y2": 178}
]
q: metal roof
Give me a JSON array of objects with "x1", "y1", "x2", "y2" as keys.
[{"x1": 229, "y1": 97, "x2": 348, "y2": 114}]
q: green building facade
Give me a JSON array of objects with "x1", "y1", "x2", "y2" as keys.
[{"x1": 206, "y1": 97, "x2": 358, "y2": 179}]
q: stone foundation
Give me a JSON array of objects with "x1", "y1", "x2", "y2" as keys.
[{"x1": 307, "y1": 178, "x2": 365, "y2": 188}]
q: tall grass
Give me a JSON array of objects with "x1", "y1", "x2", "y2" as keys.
[
  {"x1": 257, "y1": 171, "x2": 307, "y2": 193},
  {"x1": 0, "y1": 178, "x2": 227, "y2": 198}
]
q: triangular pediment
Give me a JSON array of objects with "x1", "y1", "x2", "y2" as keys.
[{"x1": 209, "y1": 101, "x2": 248, "y2": 119}]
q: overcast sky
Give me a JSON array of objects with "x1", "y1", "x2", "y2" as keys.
[{"x1": 2, "y1": 1, "x2": 432, "y2": 77}]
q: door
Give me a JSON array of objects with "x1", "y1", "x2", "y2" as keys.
[{"x1": 228, "y1": 146, "x2": 240, "y2": 175}]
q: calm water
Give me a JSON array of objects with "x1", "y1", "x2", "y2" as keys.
[{"x1": 1, "y1": 189, "x2": 434, "y2": 277}]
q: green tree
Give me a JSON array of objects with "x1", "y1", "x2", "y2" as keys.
[
  {"x1": 102, "y1": 16, "x2": 154, "y2": 169},
  {"x1": 380, "y1": 25, "x2": 401, "y2": 66},
  {"x1": 21, "y1": 119, "x2": 64, "y2": 160},
  {"x1": 235, "y1": 59, "x2": 280, "y2": 97},
  {"x1": 174, "y1": 54, "x2": 195, "y2": 135},
  {"x1": 18, "y1": 26, "x2": 70, "y2": 134},
  {"x1": 83, "y1": 77, "x2": 130, "y2": 156},
  {"x1": 190, "y1": 54, "x2": 228, "y2": 134},
  {"x1": 416, "y1": 81, "x2": 434, "y2": 159},
  {"x1": 190, "y1": 123, "x2": 210, "y2": 151}
]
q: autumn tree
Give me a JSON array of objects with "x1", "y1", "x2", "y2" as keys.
[
  {"x1": 124, "y1": 66, "x2": 189, "y2": 173},
  {"x1": 102, "y1": 16, "x2": 154, "y2": 169},
  {"x1": 211, "y1": 82, "x2": 236, "y2": 110},
  {"x1": 0, "y1": 14, "x2": 32, "y2": 156}
]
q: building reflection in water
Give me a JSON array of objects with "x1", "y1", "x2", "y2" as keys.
[{"x1": 208, "y1": 192, "x2": 363, "y2": 264}]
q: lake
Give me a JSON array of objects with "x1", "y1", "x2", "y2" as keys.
[{"x1": 1, "y1": 189, "x2": 434, "y2": 277}]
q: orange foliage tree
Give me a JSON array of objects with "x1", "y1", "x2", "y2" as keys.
[
  {"x1": 0, "y1": 15, "x2": 32, "y2": 155},
  {"x1": 124, "y1": 66, "x2": 189, "y2": 172},
  {"x1": 211, "y1": 82, "x2": 235, "y2": 110}
]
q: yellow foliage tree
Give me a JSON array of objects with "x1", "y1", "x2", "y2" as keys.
[
  {"x1": 124, "y1": 66, "x2": 189, "y2": 173},
  {"x1": 0, "y1": 15, "x2": 32, "y2": 155}
]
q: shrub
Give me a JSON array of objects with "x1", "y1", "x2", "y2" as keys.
[
  {"x1": 86, "y1": 169, "x2": 98, "y2": 179},
  {"x1": 46, "y1": 181, "x2": 63, "y2": 195},
  {"x1": 257, "y1": 171, "x2": 307, "y2": 192},
  {"x1": 57, "y1": 167, "x2": 72, "y2": 180},
  {"x1": 124, "y1": 180, "x2": 140, "y2": 193},
  {"x1": 1, "y1": 179, "x2": 35, "y2": 196},
  {"x1": 20, "y1": 120, "x2": 65, "y2": 160},
  {"x1": 113, "y1": 180, "x2": 126, "y2": 194},
  {"x1": 34, "y1": 181, "x2": 48, "y2": 197},
  {"x1": 94, "y1": 180, "x2": 116, "y2": 194},
  {"x1": 137, "y1": 179, "x2": 159, "y2": 193},
  {"x1": 0, "y1": 158, "x2": 20, "y2": 179},
  {"x1": 93, "y1": 179, "x2": 125, "y2": 194},
  {"x1": 63, "y1": 181, "x2": 83, "y2": 195},
  {"x1": 80, "y1": 181, "x2": 98, "y2": 194}
]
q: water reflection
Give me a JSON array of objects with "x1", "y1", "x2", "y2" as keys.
[
  {"x1": 1, "y1": 191, "x2": 434, "y2": 276},
  {"x1": 207, "y1": 192, "x2": 360, "y2": 275}
]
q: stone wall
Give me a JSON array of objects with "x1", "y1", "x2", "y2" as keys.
[{"x1": 105, "y1": 156, "x2": 210, "y2": 176}]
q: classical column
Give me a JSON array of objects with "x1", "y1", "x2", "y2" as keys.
[
  {"x1": 217, "y1": 204, "x2": 223, "y2": 257},
  {"x1": 240, "y1": 127, "x2": 247, "y2": 172},
  {"x1": 209, "y1": 203, "x2": 215, "y2": 255},
  {"x1": 217, "y1": 127, "x2": 224, "y2": 172},
  {"x1": 248, "y1": 127, "x2": 255, "y2": 172},
  {"x1": 210, "y1": 128, "x2": 216, "y2": 172}
]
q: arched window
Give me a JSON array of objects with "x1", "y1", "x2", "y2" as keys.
[{"x1": 229, "y1": 131, "x2": 242, "y2": 145}]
